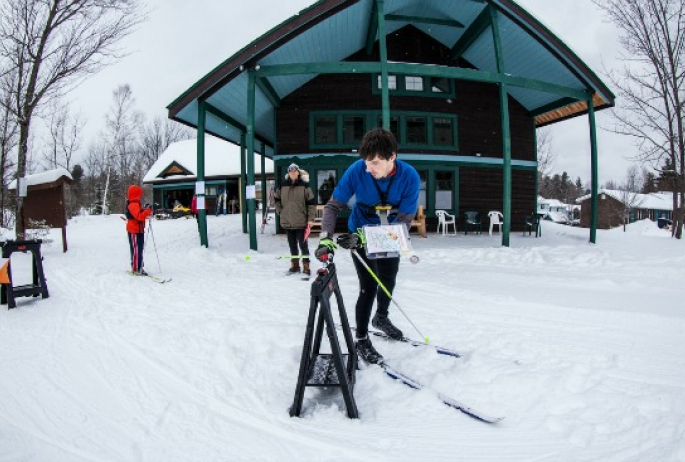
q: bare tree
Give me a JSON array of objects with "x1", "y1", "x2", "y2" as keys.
[
  {"x1": 618, "y1": 166, "x2": 646, "y2": 231},
  {"x1": 41, "y1": 102, "x2": 84, "y2": 171},
  {"x1": 0, "y1": 66, "x2": 18, "y2": 228},
  {"x1": 101, "y1": 84, "x2": 142, "y2": 214},
  {"x1": 594, "y1": 0, "x2": 685, "y2": 238},
  {"x1": 536, "y1": 127, "x2": 555, "y2": 179},
  {"x1": 0, "y1": 0, "x2": 145, "y2": 238},
  {"x1": 139, "y1": 116, "x2": 193, "y2": 171}
]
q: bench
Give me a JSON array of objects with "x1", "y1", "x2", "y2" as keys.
[
  {"x1": 409, "y1": 205, "x2": 427, "y2": 238},
  {"x1": 309, "y1": 205, "x2": 325, "y2": 234}
]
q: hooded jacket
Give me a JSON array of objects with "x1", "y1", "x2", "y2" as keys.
[
  {"x1": 126, "y1": 185, "x2": 152, "y2": 233},
  {"x1": 275, "y1": 174, "x2": 316, "y2": 229}
]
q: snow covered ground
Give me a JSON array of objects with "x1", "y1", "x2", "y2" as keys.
[{"x1": 1, "y1": 214, "x2": 684, "y2": 461}]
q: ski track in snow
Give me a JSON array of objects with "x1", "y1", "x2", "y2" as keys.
[{"x1": 0, "y1": 215, "x2": 684, "y2": 461}]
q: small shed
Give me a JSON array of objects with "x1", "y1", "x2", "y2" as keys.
[{"x1": 8, "y1": 168, "x2": 73, "y2": 252}]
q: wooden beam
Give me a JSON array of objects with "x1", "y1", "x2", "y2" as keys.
[
  {"x1": 451, "y1": 7, "x2": 491, "y2": 59},
  {"x1": 490, "y1": 5, "x2": 511, "y2": 248},
  {"x1": 256, "y1": 77, "x2": 281, "y2": 108},
  {"x1": 377, "y1": 0, "x2": 390, "y2": 128},
  {"x1": 253, "y1": 61, "x2": 590, "y2": 100},
  {"x1": 204, "y1": 102, "x2": 273, "y2": 149},
  {"x1": 528, "y1": 97, "x2": 579, "y2": 117},
  {"x1": 385, "y1": 14, "x2": 464, "y2": 29},
  {"x1": 588, "y1": 96, "x2": 599, "y2": 244},
  {"x1": 197, "y1": 101, "x2": 209, "y2": 247},
  {"x1": 246, "y1": 72, "x2": 258, "y2": 250},
  {"x1": 365, "y1": 0, "x2": 378, "y2": 55}
]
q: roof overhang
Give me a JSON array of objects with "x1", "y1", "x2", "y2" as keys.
[{"x1": 168, "y1": 0, "x2": 614, "y2": 146}]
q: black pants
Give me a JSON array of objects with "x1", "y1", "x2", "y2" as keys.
[
  {"x1": 352, "y1": 247, "x2": 400, "y2": 338},
  {"x1": 286, "y1": 228, "x2": 310, "y2": 260},
  {"x1": 128, "y1": 232, "x2": 145, "y2": 271}
]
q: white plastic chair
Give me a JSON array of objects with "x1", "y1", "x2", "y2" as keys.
[
  {"x1": 488, "y1": 211, "x2": 504, "y2": 235},
  {"x1": 436, "y1": 210, "x2": 457, "y2": 235}
]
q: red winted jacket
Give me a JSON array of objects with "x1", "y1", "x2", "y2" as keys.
[{"x1": 126, "y1": 185, "x2": 152, "y2": 233}]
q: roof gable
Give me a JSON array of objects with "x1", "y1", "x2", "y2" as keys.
[
  {"x1": 159, "y1": 161, "x2": 194, "y2": 178},
  {"x1": 168, "y1": 0, "x2": 614, "y2": 147}
]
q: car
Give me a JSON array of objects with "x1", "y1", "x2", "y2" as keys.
[{"x1": 543, "y1": 211, "x2": 569, "y2": 224}]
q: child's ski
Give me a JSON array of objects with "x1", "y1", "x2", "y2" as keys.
[{"x1": 126, "y1": 271, "x2": 171, "y2": 283}]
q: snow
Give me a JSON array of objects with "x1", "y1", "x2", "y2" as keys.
[
  {"x1": 7, "y1": 168, "x2": 73, "y2": 190},
  {"x1": 576, "y1": 189, "x2": 673, "y2": 211},
  {"x1": 143, "y1": 135, "x2": 274, "y2": 184},
  {"x1": 1, "y1": 216, "x2": 684, "y2": 461}
]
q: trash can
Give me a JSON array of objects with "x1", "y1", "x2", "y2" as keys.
[{"x1": 657, "y1": 217, "x2": 672, "y2": 229}]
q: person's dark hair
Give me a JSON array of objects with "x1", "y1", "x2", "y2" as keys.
[{"x1": 359, "y1": 128, "x2": 397, "y2": 161}]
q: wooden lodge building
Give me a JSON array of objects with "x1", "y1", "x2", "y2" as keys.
[{"x1": 167, "y1": 0, "x2": 614, "y2": 249}]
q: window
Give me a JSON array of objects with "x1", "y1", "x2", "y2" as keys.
[
  {"x1": 372, "y1": 74, "x2": 453, "y2": 98},
  {"x1": 314, "y1": 115, "x2": 336, "y2": 144},
  {"x1": 376, "y1": 74, "x2": 397, "y2": 90},
  {"x1": 430, "y1": 77, "x2": 451, "y2": 93},
  {"x1": 376, "y1": 115, "x2": 399, "y2": 140},
  {"x1": 343, "y1": 115, "x2": 365, "y2": 144},
  {"x1": 406, "y1": 116, "x2": 427, "y2": 144},
  {"x1": 433, "y1": 118, "x2": 454, "y2": 146},
  {"x1": 317, "y1": 170, "x2": 337, "y2": 204},
  {"x1": 405, "y1": 76, "x2": 424, "y2": 92},
  {"x1": 311, "y1": 112, "x2": 457, "y2": 150},
  {"x1": 435, "y1": 171, "x2": 454, "y2": 209}
]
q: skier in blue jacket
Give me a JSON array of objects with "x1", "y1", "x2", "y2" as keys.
[{"x1": 315, "y1": 128, "x2": 420, "y2": 364}]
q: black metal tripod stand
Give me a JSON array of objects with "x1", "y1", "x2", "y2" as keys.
[{"x1": 289, "y1": 256, "x2": 358, "y2": 418}]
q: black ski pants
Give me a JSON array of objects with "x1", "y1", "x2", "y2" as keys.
[
  {"x1": 286, "y1": 228, "x2": 310, "y2": 261},
  {"x1": 351, "y1": 247, "x2": 400, "y2": 338}
]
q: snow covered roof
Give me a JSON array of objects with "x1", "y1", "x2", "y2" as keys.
[
  {"x1": 576, "y1": 189, "x2": 673, "y2": 211},
  {"x1": 539, "y1": 197, "x2": 566, "y2": 208},
  {"x1": 7, "y1": 167, "x2": 73, "y2": 190},
  {"x1": 143, "y1": 135, "x2": 274, "y2": 184}
]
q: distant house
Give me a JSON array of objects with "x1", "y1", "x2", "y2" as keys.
[
  {"x1": 143, "y1": 136, "x2": 274, "y2": 213},
  {"x1": 576, "y1": 189, "x2": 672, "y2": 229},
  {"x1": 538, "y1": 197, "x2": 568, "y2": 214}
]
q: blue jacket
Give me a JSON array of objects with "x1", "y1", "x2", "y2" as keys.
[{"x1": 333, "y1": 159, "x2": 420, "y2": 232}]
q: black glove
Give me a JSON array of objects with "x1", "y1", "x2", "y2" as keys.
[
  {"x1": 314, "y1": 238, "x2": 337, "y2": 262},
  {"x1": 144, "y1": 203, "x2": 151, "y2": 209},
  {"x1": 337, "y1": 233, "x2": 360, "y2": 250}
]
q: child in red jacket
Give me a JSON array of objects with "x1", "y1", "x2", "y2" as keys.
[{"x1": 126, "y1": 185, "x2": 152, "y2": 275}]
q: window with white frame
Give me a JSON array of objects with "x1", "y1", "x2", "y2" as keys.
[{"x1": 405, "y1": 76, "x2": 424, "y2": 91}]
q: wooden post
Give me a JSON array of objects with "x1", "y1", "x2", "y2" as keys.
[
  {"x1": 490, "y1": 5, "x2": 512, "y2": 247},
  {"x1": 197, "y1": 101, "x2": 208, "y2": 247},
  {"x1": 588, "y1": 96, "x2": 599, "y2": 244}
]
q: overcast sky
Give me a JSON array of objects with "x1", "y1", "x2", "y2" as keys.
[{"x1": 68, "y1": 0, "x2": 633, "y2": 185}]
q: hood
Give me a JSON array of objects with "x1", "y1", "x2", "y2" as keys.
[{"x1": 127, "y1": 185, "x2": 143, "y2": 202}]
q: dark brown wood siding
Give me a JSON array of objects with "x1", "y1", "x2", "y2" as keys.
[
  {"x1": 459, "y1": 167, "x2": 536, "y2": 231},
  {"x1": 579, "y1": 194, "x2": 625, "y2": 229},
  {"x1": 276, "y1": 25, "x2": 535, "y2": 161},
  {"x1": 276, "y1": 25, "x2": 537, "y2": 232}
]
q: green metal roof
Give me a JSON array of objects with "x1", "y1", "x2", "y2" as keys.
[{"x1": 168, "y1": 0, "x2": 614, "y2": 151}]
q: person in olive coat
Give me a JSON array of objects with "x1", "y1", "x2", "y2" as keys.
[{"x1": 275, "y1": 163, "x2": 316, "y2": 277}]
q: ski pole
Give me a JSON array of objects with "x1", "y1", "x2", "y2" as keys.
[
  {"x1": 147, "y1": 218, "x2": 162, "y2": 272},
  {"x1": 276, "y1": 255, "x2": 308, "y2": 260},
  {"x1": 350, "y1": 249, "x2": 429, "y2": 343}
]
